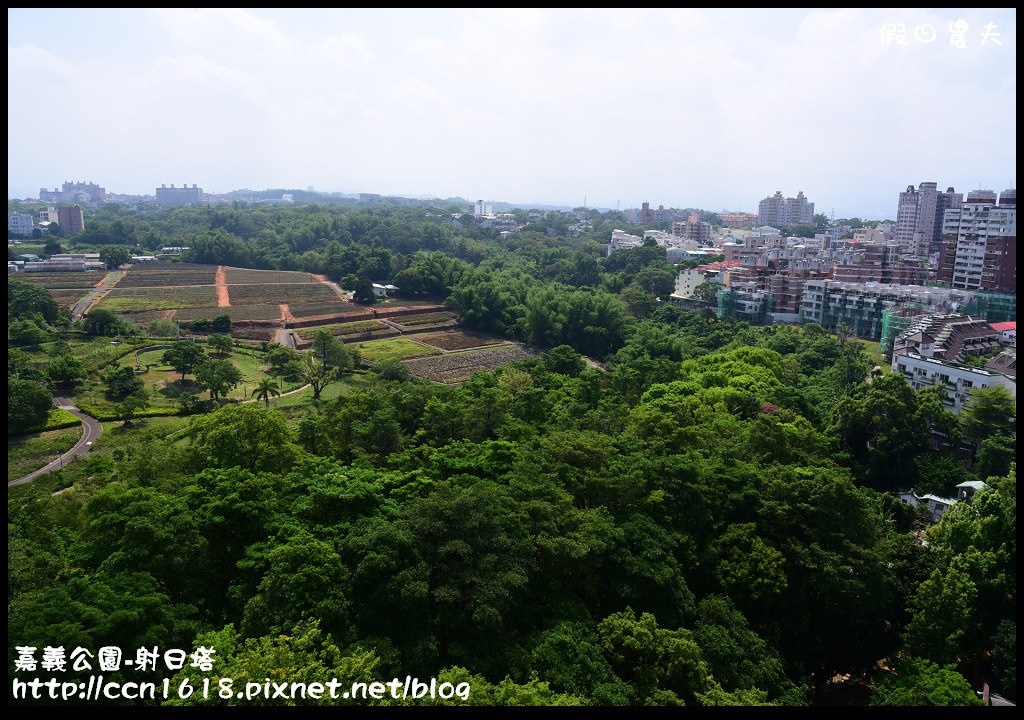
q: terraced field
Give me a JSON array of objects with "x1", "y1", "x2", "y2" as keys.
[
  {"x1": 296, "y1": 320, "x2": 388, "y2": 339},
  {"x1": 116, "y1": 265, "x2": 217, "y2": 287},
  {"x1": 289, "y1": 302, "x2": 356, "y2": 318},
  {"x1": 224, "y1": 268, "x2": 318, "y2": 284},
  {"x1": 352, "y1": 337, "x2": 442, "y2": 362},
  {"x1": 226, "y1": 283, "x2": 340, "y2": 306},
  {"x1": 404, "y1": 345, "x2": 532, "y2": 383},
  {"x1": 49, "y1": 289, "x2": 94, "y2": 308},
  {"x1": 415, "y1": 330, "x2": 507, "y2": 351},
  {"x1": 14, "y1": 272, "x2": 104, "y2": 289},
  {"x1": 96, "y1": 285, "x2": 218, "y2": 312}
]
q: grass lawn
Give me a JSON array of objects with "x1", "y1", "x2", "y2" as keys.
[
  {"x1": 8, "y1": 426, "x2": 82, "y2": 483},
  {"x1": 93, "y1": 415, "x2": 191, "y2": 452},
  {"x1": 852, "y1": 338, "x2": 889, "y2": 372},
  {"x1": 75, "y1": 346, "x2": 303, "y2": 414},
  {"x1": 353, "y1": 337, "x2": 441, "y2": 362}
]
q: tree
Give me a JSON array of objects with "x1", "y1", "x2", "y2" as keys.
[
  {"x1": 962, "y1": 386, "x2": 1016, "y2": 440},
  {"x1": 251, "y1": 378, "x2": 281, "y2": 408},
  {"x1": 103, "y1": 365, "x2": 144, "y2": 397},
  {"x1": 542, "y1": 345, "x2": 587, "y2": 377},
  {"x1": 147, "y1": 317, "x2": 178, "y2": 338},
  {"x1": 869, "y1": 656, "x2": 982, "y2": 706},
  {"x1": 116, "y1": 390, "x2": 150, "y2": 426},
  {"x1": 162, "y1": 341, "x2": 207, "y2": 381},
  {"x1": 186, "y1": 403, "x2": 296, "y2": 474},
  {"x1": 975, "y1": 434, "x2": 1015, "y2": 480},
  {"x1": 371, "y1": 357, "x2": 409, "y2": 382},
  {"x1": 300, "y1": 354, "x2": 338, "y2": 401},
  {"x1": 619, "y1": 284, "x2": 657, "y2": 319},
  {"x1": 207, "y1": 334, "x2": 233, "y2": 356},
  {"x1": 692, "y1": 281, "x2": 723, "y2": 305},
  {"x1": 210, "y1": 314, "x2": 232, "y2": 334},
  {"x1": 8, "y1": 280, "x2": 59, "y2": 324},
  {"x1": 43, "y1": 240, "x2": 63, "y2": 256},
  {"x1": 83, "y1": 308, "x2": 129, "y2": 336},
  {"x1": 8, "y1": 378, "x2": 52, "y2": 433},
  {"x1": 47, "y1": 354, "x2": 85, "y2": 387},
  {"x1": 99, "y1": 245, "x2": 132, "y2": 270},
  {"x1": 311, "y1": 330, "x2": 355, "y2": 372},
  {"x1": 353, "y1": 276, "x2": 376, "y2": 305},
  {"x1": 194, "y1": 359, "x2": 243, "y2": 400},
  {"x1": 8, "y1": 320, "x2": 49, "y2": 347},
  {"x1": 266, "y1": 344, "x2": 299, "y2": 374}
]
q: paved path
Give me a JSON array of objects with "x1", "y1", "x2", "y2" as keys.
[
  {"x1": 273, "y1": 327, "x2": 296, "y2": 349},
  {"x1": 9, "y1": 394, "x2": 102, "y2": 486},
  {"x1": 73, "y1": 271, "x2": 122, "y2": 318}
]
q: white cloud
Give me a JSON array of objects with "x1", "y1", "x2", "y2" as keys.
[{"x1": 7, "y1": 8, "x2": 1016, "y2": 214}]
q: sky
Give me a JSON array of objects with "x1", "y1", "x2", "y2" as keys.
[{"x1": 7, "y1": 8, "x2": 1017, "y2": 218}]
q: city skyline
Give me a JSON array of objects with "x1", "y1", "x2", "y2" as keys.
[{"x1": 8, "y1": 8, "x2": 1017, "y2": 217}]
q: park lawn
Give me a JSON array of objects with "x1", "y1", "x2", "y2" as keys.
[
  {"x1": 93, "y1": 415, "x2": 191, "y2": 452},
  {"x1": 852, "y1": 338, "x2": 889, "y2": 372},
  {"x1": 352, "y1": 337, "x2": 441, "y2": 362},
  {"x1": 8, "y1": 426, "x2": 82, "y2": 483},
  {"x1": 27, "y1": 336, "x2": 150, "y2": 373},
  {"x1": 74, "y1": 347, "x2": 295, "y2": 412},
  {"x1": 272, "y1": 372, "x2": 369, "y2": 410}
]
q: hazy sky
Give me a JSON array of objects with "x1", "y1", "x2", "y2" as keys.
[{"x1": 7, "y1": 8, "x2": 1017, "y2": 217}]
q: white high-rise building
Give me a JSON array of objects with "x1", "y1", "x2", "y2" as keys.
[
  {"x1": 8, "y1": 212, "x2": 34, "y2": 236},
  {"x1": 473, "y1": 200, "x2": 493, "y2": 217}
]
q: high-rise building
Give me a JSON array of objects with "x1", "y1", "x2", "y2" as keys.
[
  {"x1": 156, "y1": 184, "x2": 204, "y2": 206},
  {"x1": 937, "y1": 189, "x2": 1016, "y2": 293},
  {"x1": 8, "y1": 212, "x2": 34, "y2": 236},
  {"x1": 39, "y1": 180, "x2": 107, "y2": 203},
  {"x1": 758, "y1": 191, "x2": 814, "y2": 227},
  {"x1": 473, "y1": 200, "x2": 493, "y2": 217},
  {"x1": 672, "y1": 213, "x2": 712, "y2": 244},
  {"x1": 56, "y1": 205, "x2": 85, "y2": 234},
  {"x1": 894, "y1": 182, "x2": 962, "y2": 256}
]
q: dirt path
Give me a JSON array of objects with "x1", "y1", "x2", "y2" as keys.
[
  {"x1": 163, "y1": 309, "x2": 178, "y2": 320},
  {"x1": 312, "y1": 274, "x2": 352, "y2": 303},
  {"x1": 215, "y1": 266, "x2": 231, "y2": 307},
  {"x1": 279, "y1": 303, "x2": 295, "y2": 323}
]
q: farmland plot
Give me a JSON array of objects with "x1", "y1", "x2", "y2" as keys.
[{"x1": 404, "y1": 345, "x2": 532, "y2": 383}]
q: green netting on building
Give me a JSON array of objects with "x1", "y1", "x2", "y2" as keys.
[
  {"x1": 880, "y1": 307, "x2": 924, "y2": 360},
  {"x1": 717, "y1": 289, "x2": 736, "y2": 320}
]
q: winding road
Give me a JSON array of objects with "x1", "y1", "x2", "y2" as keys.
[{"x1": 9, "y1": 393, "x2": 103, "y2": 486}]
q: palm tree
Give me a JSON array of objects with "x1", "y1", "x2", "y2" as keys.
[{"x1": 252, "y1": 378, "x2": 281, "y2": 408}]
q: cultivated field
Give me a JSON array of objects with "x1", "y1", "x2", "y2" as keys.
[
  {"x1": 352, "y1": 337, "x2": 442, "y2": 362},
  {"x1": 296, "y1": 320, "x2": 388, "y2": 339},
  {"x1": 224, "y1": 268, "x2": 318, "y2": 284},
  {"x1": 96, "y1": 285, "x2": 218, "y2": 312},
  {"x1": 116, "y1": 266, "x2": 217, "y2": 287},
  {"x1": 13, "y1": 272, "x2": 103, "y2": 289},
  {"x1": 48, "y1": 289, "x2": 93, "y2": 308},
  {"x1": 288, "y1": 302, "x2": 356, "y2": 318},
  {"x1": 404, "y1": 345, "x2": 532, "y2": 383},
  {"x1": 414, "y1": 330, "x2": 507, "y2": 351},
  {"x1": 226, "y1": 283, "x2": 340, "y2": 306}
]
